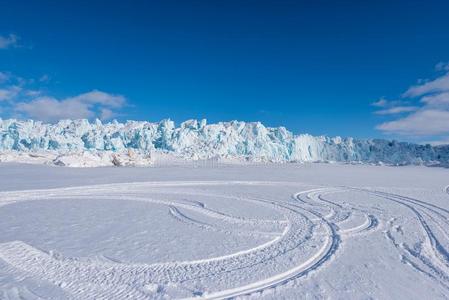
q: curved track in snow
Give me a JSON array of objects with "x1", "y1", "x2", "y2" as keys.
[
  {"x1": 351, "y1": 187, "x2": 449, "y2": 289},
  {"x1": 0, "y1": 181, "x2": 448, "y2": 299}
]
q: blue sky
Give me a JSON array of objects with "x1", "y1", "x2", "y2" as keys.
[{"x1": 1, "y1": 0, "x2": 449, "y2": 144}]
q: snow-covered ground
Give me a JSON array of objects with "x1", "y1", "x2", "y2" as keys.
[{"x1": 0, "y1": 163, "x2": 448, "y2": 299}]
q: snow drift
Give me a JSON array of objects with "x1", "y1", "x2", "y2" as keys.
[{"x1": 0, "y1": 118, "x2": 448, "y2": 167}]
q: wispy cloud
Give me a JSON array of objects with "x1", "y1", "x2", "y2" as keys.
[
  {"x1": 0, "y1": 72, "x2": 10, "y2": 83},
  {"x1": 0, "y1": 71, "x2": 127, "y2": 122},
  {"x1": 421, "y1": 92, "x2": 449, "y2": 107},
  {"x1": 375, "y1": 62, "x2": 449, "y2": 144},
  {"x1": 374, "y1": 106, "x2": 419, "y2": 115},
  {"x1": 0, "y1": 86, "x2": 21, "y2": 101},
  {"x1": 0, "y1": 34, "x2": 19, "y2": 49},
  {"x1": 39, "y1": 74, "x2": 50, "y2": 83},
  {"x1": 24, "y1": 90, "x2": 42, "y2": 97},
  {"x1": 377, "y1": 109, "x2": 449, "y2": 136},
  {"x1": 371, "y1": 98, "x2": 388, "y2": 107},
  {"x1": 14, "y1": 90, "x2": 126, "y2": 122},
  {"x1": 0, "y1": 71, "x2": 40, "y2": 102},
  {"x1": 435, "y1": 61, "x2": 449, "y2": 71},
  {"x1": 402, "y1": 72, "x2": 449, "y2": 98}
]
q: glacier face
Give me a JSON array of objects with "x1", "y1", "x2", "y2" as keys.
[{"x1": 0, "y1": 118, "x2": 448, "y2": 166}]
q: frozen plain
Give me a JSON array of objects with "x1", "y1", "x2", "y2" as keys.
[{"x1": 0, "y1": 162, "x2": 449, "y2": 299}]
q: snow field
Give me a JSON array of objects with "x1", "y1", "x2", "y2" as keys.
[{"x1": 0, "y1": 164, "x2": 448, "y2": 299}]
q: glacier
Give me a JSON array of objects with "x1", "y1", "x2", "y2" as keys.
[{"x1": 0, "y1": 118, "x2": 448, "y2": 167}]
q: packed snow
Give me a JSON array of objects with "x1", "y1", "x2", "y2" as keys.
[
  {"x1": 0, "y1": 163, "x2": 448, "y2": 299},
  {"x1": 1, "y1": 118, "x2": 448, "y2": 167}
]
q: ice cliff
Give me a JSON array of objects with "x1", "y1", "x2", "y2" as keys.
[{"x1": 0, "y1": 118, "x2": 448, "y2": 167}]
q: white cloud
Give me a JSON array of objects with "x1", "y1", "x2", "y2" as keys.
[
  {"x1": 420, "y1": 92, "x2": 449, "y2": 107},
  {"x1": 0, "y1": 71, "x2": 36, "y2": 87},
  {"x1": 15, "y1": 96, "x2": 93, "y2": 121},
  {"x1": 375, "y1": 65, "x2": 449, "y2": 142},
  {"x1": 371, "y1": 98, "x2": 388, "y2": 107},
  {"x1": 0, "y1": 86, "x2": 21, "y2": 101},
  {"x1": 0, "y1": 72, "x2": 10, "y2": 83},
  {"x1": 100, "y1": 108, "x2": 115, "y2": 120},
  {"x1": 435, "y1": 62, "x2": 449, "y2": 71},
  {"x1": 377, "y1": 109, "x2": 449, "y2": 136},
  {"x1": 0, "y1": 34, "x2": 19, "y2": 49},
  {"x1": 24, "y1": 90, "x2": 42, "y2": 97},
  {"x1": 402, "y1": 72, "x2": 449, "y2": 98},
  {"x1": 0, "y1": 71, "x2": 127, "y2": 121},
  {"x1": 39, "y1": 74, "x2": 50, "y2": 82},
  {"x1": 66, "y1": 90, "x2": 125, "y2": 108},
  {"x1": 374, "y1": 106, "x2": 419, "y2": 115},
  {"x1": 371, "y1": 98, "x2": 410, "y2": 109},
  {"x1": 0, "y1": 71, "x2": 44, "y2": 101},
  {"x1": 14, "y1": 90, "x2": 126, "y2": 122}
]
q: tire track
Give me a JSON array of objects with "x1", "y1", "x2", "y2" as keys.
[
  {"x1": 0, "y1": 182, "x2": 335, "y2": 299},
  {"x1": 2, "y1": 181, "x2": 445, "y2": 299},
  {"x1": 350, "y1": 187, "x2": 449, "y2": 290}
]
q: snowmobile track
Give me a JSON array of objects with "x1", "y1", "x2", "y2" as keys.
[{"x1": 0, "y1": 181, "x2": 448, "y2": 298}]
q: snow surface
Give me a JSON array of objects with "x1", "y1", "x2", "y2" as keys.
[
  {"x1": 0, "y1": 163, "x2": 448, "y2": 299},
  {"x1": 1, "y1": 118, "x2": 448, "y2": 167}
]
